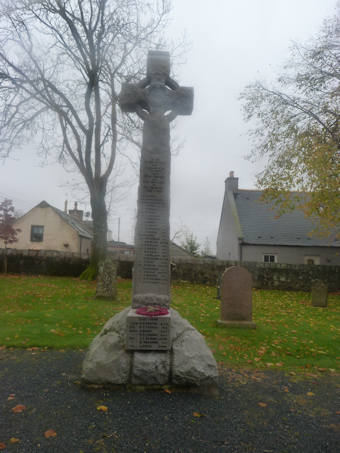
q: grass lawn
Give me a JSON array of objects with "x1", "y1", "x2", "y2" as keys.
[{"x1": 0, "y1": 274, "x2": 339, "y2": 373}]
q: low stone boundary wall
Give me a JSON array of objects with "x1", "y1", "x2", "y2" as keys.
[
  {"x1": 170, "y1": 258, "x2": 340, "y2": 292},
  {"x1": 1, "y1": 249, "x2": 339, "y2": 291},
  {"x1": 0, "y1": 248, "x2": 89, "y2": 277}
]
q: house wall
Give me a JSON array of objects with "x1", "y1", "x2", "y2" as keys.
[
  {"x1": 5, "y1": 206, "x2": 89, "y2": 255},
  {"x1": 216, "y1": 190, "x2": 241, "y2": 260},
  {"x1": 241, "y1": 244, "x2": 340, "y2": 266}
]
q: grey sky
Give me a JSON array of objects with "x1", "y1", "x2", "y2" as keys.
[{"x1": 0, "y1": 0, "x2": 337, "y2": 252}]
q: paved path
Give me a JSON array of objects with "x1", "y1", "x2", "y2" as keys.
[{"x1": 0, "y1": 350, "x2": 339, "y2": 452}]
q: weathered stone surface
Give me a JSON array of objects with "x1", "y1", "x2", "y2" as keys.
[
  {"x1": 82, "y1": 308, "x2": 218, "y2": 386},
  {"x1": 172, "y1": 328, "x2": 218, "y2": 386},
  {"x1": 82, "y1": 331, "x2": 131, "y2": 384},
  {"x1": 131, "y1": 351, "x2": 170, "y2": 385},
  {"x1": 170, "y1": 308, "x2": 196, "y2": 341},
  {"x1": 219, "y1": 266, "x2": 256, "y2": 328},
  {"x1": 96, "y1": 256, "x2": 117, "y2": 300},
  {"x1": 311, "y1": 280, "x2": 328, "y2": 307}
]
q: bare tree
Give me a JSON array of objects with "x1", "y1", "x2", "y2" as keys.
[{"x1": 0, "y1": 0, "x2": 172, "y2": 276}]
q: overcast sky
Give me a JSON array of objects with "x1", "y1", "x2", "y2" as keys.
[{"x1": 0, "y1": 0, "x2": 337, "y2": 253}]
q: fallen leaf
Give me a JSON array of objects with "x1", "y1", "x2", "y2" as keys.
[
  {"x1": 0, "y1": 443, "x2": 5, "y2": 450},
  {"x1": 44, "y1": 429, "x2": 57, "y2": 439},
  {"x1": 7, "y1": 394, "x2": 15, "y2": 401},
  {"x1": 97, "y1": 405, "x2": 108, "y2": 412},
  {"x1": 10, "y1": 438, "x2": 20, "y2": 444},
  {"x1": 12, "y1": 404, "x2": 26, "y2": 413},
  {"x1": 164, "y1": 389, "x2": 171, "y2": 394},
  {"x1": 193, "y1": 412, "x2": 204, "y2": 418},
  {"x1": 307, "y1": 392, "x2": 315, "y2": 397},
  {"x1": 258, "y1": 402, "x2": 267, "y2": 407}
]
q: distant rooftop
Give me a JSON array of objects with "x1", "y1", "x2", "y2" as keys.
[{"x1": 235, "y1": 190, "x2": 339, "y2": 248}]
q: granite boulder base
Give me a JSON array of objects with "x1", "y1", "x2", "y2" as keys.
[{"x1": 82, "y1": 308, "x2": 218, "y2": 387}]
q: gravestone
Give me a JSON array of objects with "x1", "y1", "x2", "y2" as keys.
[
  {"x1": 218, "y1": 266, "x2": 256, "y2": 329},
  {"x1": 311, "y1": 280, "x2": 328, "y2": 307},
  {"x1": 82, "y1": 50, "x2": 218, "y2": 386},
  {"x1": 95, "y1": 256, "x2": 117, "y2": 300}
]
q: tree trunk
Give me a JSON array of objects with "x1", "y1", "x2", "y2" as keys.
[
  {"x1": 80, "y1": 184, "x2": 108, "y2": 280},
  {"x1": 4, "y1": 248, "x2": 7, "y2": 274}
]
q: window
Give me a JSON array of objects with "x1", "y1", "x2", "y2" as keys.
[
  {"x1": 304, "y1": 256, "x2": 320, "y2": 265},
  {"x1": 30, "y1": 225, "x2": 44, "y2": 242},
  {"x1": 263, "y1": 254, "x2": 277, "y2": 263}
]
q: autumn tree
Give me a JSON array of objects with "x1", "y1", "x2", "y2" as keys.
[
  {"x1": 0, "y1": 199, "x2": 21, "y2": 273},
  {"x1": 0, "y1": 0, "x2": 172, "y2": 276},
  {"x1": 240, "y1": 11, "x2": 340, "y2": 237},
  {"x1": 180, "y1": 230, "x2": 200, "y2": 256}
]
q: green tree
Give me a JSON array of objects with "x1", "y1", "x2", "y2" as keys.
[
  {"x1": 181, "y1": 231, "x2": 200, "y2": 256},
  {"x1": 0, "y1": 199, "x2": 21, "y2": 273},
  {"x1": 0, "y1": 0, "x2": 171, "y2": 277},
  {"x1": 240, "y1": 11, "x2": 340, "y2": 237}
]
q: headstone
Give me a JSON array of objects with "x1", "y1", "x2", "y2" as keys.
[
  {"x1": 82, "y1": 50, "x2": 218, "y2": 387},
  {"x1": 95, "y1": 256, "x2": 117, "y2": 300},
  {"x1": 311, "y1": 280, "x2": 328, "y2": 307},
  {"x1": 120, "y1": 50, "x2": 193, "y2": 350},
  {"x1": 218, "y1": 266, "x2": 256, "y2": 329}
]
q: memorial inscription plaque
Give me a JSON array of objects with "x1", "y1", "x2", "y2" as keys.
[{"x1": 119, "y1": 50, "x2": 193, "y2": 350}]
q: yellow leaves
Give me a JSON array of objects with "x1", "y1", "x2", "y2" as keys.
[
  {"x1": 44, "y1": 429, "x2": 57, "y2": 439},
  {"x1": 307, "y1": 392, "x2": 315, "y2": 397},
  {"x1": 10, "y1": 438, "x2": 20, "y2": 444},
  {"x1": 97, "y1": 405, "x2": 108, "y2": 412},
  {"x1": 11, "y1": 404, "x2": 26, "y2": 413},
  {"x1": 193, "y1": 412, "x2": 205, "y2": 418},
  {"x1": 50, "y1": 329, "x2": 65, "y2": 337},
  {"x1": 258, "y1": 402, "x2": 267, "y2": 407}
]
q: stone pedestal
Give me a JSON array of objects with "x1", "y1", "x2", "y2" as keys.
[
  {"x1": 82, "y1": 308, "x2": 218, "y2": 387},
  {"x1": 126, "y1": 309, "x2": 171, "y2": 350}
]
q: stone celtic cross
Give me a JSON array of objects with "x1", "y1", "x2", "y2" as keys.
[{"x1": 120, "y1": 51, "x2": 193, "y2": 313}]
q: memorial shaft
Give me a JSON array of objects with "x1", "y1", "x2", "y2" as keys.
[
  {"x1": 133, "y1": 116, "x2": 171, "y2": 307},
  {"x1": 119, "y1": 50, "x2": 193, "y2": 314}
]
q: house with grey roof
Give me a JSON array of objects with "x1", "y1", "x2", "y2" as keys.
[
  {"x1": 216, "y1": 172, "x2": 340, "y2": 265},
  {"x1": 4, "y1": 201, "x2": 92, "y2": 257}
]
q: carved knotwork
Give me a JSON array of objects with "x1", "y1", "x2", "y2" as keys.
[{"x1": 119, "y1": 50, "x2": 193, "y2": 122}]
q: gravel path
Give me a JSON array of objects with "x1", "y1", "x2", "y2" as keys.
[{"x1": 0, "y1": 350, "x2": 339, "y2": 453}]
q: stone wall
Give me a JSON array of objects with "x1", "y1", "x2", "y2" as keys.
[
  {"x1": 171, "y1": 257, "x2": 340, "y2": 292},
  {"x1": 1, "y1": 249, "x2": 339, "y2": 291},
  {"x1": 0, "y1": 248, "x2": 89, "y2": 277}
]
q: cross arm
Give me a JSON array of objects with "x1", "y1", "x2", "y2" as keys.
[
  {"x1": 171, "y1": 86, "x2": 194, "y2": 116},
  {"x1": 119, "y1": 83, "x2": 148, "y2": 113}
]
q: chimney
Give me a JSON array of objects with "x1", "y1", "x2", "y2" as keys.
[
  {"x1": 225, "y1": 171, "x2": 238, "y2": 194},
  {"x1": 68, "y1": 201, "x2": 84, "y2": 221}
]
